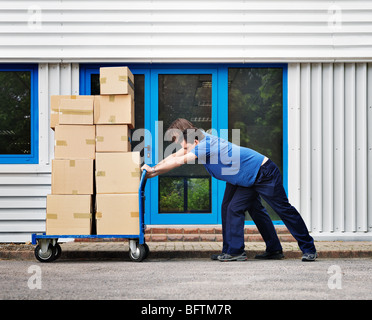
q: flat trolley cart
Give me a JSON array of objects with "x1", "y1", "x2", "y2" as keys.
[{"x1": 32, "y1": 169, "x2": 148, "y2": 263}]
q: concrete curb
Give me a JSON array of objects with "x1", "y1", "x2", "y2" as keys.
[{"x1": 1, "y1": 241, "x2": 372, "y2": 261}]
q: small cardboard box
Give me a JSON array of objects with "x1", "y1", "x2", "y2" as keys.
[
  {"x1": 54, "y1": 125, "x2": 96, "y2": 159},
  {"x1": 95, "y1": 152, "x2": 141, "y2": 194},
  {"x1": 96, "y1": 125, "x2": 131, "y2": 152},
  {"x1": 51, "y1": 159, "x2": 94, "y2": 195},
  {"x1": 96, "y1": 194, "x2": 139, "y2": 235},
  {"x1": 94, "y1": 95, "x2": 134, "y2": 128},
  {"x1": 99, "y1": 67, "x2": 134, "y2": 95},
  {"x1": 59, "y1": 98, "x2": 94, "y2": 125},
  {"x1": 50, "y1": 95, "x2": 94, "y2": 129},
  {"x1": 46, "y1": 195, "x2": 92, "y2": 235}
]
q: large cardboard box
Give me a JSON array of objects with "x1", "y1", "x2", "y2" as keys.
[
  {"x1": 51, "y1": 159, "x2": 94, "y2": 195},
  {"x1": 99, "y1": 67, "x2": 134, "y2": 95},
  {"x1": 96, "y1": 125, "x2": 131, "y2": 152},
  {"x1": 94, "y1": 95, "x2": 134, "y2": 128},
  {"x1": 96, "y1": 194, "x2": 139, "y2": 235},
  {"x1": 59, "y1": 98, "x2": 94, "y2": 125},
  {"x1": 46, "y1": 195, "x2": 92, "y2": 235},
  {"x1": 50, "y1": 95, "x2": 94, "y2": 129},
  {"x1": 95, "y1": 152, "x2": 141, "y2": 194},
  {"x1": 54, "y1": 125, "x2": 96, "y2": 159}
]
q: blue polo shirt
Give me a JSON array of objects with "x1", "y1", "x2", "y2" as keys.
[{"x1": 190, "y1": 132, "x2": 265, "y2": 187}]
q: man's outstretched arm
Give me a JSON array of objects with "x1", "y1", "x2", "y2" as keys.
[{"x1": 141, "y1": 152, "x2": 197, "y2": 178}]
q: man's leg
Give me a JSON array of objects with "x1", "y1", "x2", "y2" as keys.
[
  {"x1": 247, "y1": 195, "x2": 283, "y2": 254},
  {"x1": 220, "y1": 183, "x2": 237, "y2": 254},
  {"x1": 223, "y1": 186, "x2": 258, "y2": 256},
  {"x1": 255, "y1": 160, "x2": 316, "y2": 255}
]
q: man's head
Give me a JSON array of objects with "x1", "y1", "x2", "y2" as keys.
[
  {"x1": 181, "y1": 128, "x2": 204, "y2": 153},
  {"x1": 167, "y1": 118, "x2": 196, "y2": 143}
]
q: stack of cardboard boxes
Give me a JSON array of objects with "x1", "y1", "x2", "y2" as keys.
[{"x1": 46, "y1": 67, "x2": 141, "y2": 236}]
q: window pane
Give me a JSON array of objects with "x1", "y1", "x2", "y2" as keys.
[
  {"x1": 0, "y1": 71, "x2": 31, "y2": 154},
  {"x1": 159, "y1": 177, "x2": 184, "y2": 213},
  {"x1": 187, "y1": 177, "x2": 211, "y2": 212},
  {"x1": 159, "y1": 177, "x2": 211, "y2": 213},
  {"x1": 91, "y1": 74, "x2": 100, "y2": 95},
  {"x1": 158, "y1": 74, "x2": 212, "y2": 213},
  {"x1": 228, "y1": 68, "x2": 283, "y2": 221}
]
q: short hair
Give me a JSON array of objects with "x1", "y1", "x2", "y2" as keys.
[
  {"x1": 168, "y1": 118, "x2": 195, "y2": 131},
  {"x1": 167, "y1": 118, "x2": 197, "y2": 142},
  {"x1": 182, "y1": 128, "x2": 205, "y2": 143}
]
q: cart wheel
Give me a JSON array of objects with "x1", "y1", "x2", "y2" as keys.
[
  {"x1": 54, "y1": 243, "x2": 62, "y2": 261},
  {"x1": 144, "y1": 243, "x2": 150, "y2": 258},
  {"x1": 34, "y1": 244, "x2": 56, "y2": 263},
  {"x1": 129, "y1": 244, "x2": 147, "y2": 262}
]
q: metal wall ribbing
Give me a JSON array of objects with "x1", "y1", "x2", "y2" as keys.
[
  {"x1": 0, "y1": 1, "x2": 371, "y2": 62},
  {"x1": 0, "y1": 63, "x2": 79, "y2": 242},
  {"x1": 288, "y1": 62, "x2": 372, "y2": 239}
]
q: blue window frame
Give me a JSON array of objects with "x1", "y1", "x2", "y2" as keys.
[
  {"x1": 0, "y1": 64, "x2": 39, "y2": 164},
  {"x1": 149, "y1": 67, "x2": 219, "y2": 224},
  {"x1": 79, "y1": 63, "x2": 287, "y2": 226}
]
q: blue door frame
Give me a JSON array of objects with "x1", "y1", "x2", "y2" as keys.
[
  {"x1": 0, "y1": 64, "x2": 39, "y2": 164},
  {"x1": 150, "y1": 67, "x2": 219, "y2": 224},
  {"x1": 79, "y1": 63, "x2": 287, "y2": 226}
]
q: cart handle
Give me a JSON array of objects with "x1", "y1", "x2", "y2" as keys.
[{"x1": 139, "y1": 169, "x2": 147, "y2": 192}]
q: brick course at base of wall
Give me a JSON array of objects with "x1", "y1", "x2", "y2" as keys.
[
  {"x1": 144, "y1": 226, "x2": 296, "y2": 243},
  {"x1": 75, "y1": 226, "x2": 296, "y2": 242}
]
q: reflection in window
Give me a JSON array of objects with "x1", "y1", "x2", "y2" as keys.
[
  {"x1": 228, "y1": 68, "x2": 283, "y2": 221},
  {"x1": 159, "y1": 176, "x2": 211, "y2": 213},
  {"x1": 158, "y1": 74, "x2": 212, "y2": 214},
  {"x1": 187, "y1": 177, "x2": 211, "y2": 212},
  {"x1": 0, "y1": 71, "x2": 31, "y2": 154}
]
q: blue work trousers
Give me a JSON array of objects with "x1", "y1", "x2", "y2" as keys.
[{"x1": 221, "y1": 159, "x2": 316, "y2": 255}]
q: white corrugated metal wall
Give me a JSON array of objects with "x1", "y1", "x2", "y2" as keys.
[
  {"x1": 288, "y1": 63, "x2": 372, "y2": 240},
  {"x1": 0, "y1": 1, "x2": 371, "y2": 241},
  {"x1": 0, "y1": 0, "x2": 371, "y2": 62},
  {"x1": 0, "y1": 64, "x2": 79, "y2": 242}
]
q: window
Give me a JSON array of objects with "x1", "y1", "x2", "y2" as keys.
[
  {"x1": 157, "y1": 74, "x2": 212, "y2": 213},
  {"x1": 228, "y1": 67, "x2": 284, "y2": 221},
  {"x1": 0, "y1": 65, "x2": 38, "y2": 164}
]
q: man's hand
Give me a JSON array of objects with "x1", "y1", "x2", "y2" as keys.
[{"x1": 141, "y1": 164, "x2": 156, "y2": 178}]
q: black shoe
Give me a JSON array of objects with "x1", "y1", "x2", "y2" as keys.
[
  {"x1": 211, "y1": 253, "x2": 225, "y2": 260},
  {"x1": 255, "y1": 251, "x2": 284, "y2": 260},
  {"x1": 218, "y1": 252, "x2": 248, "y2": 262},
  {"x1": 302, "y1": 252, "x2": 318, "y2": 262}
]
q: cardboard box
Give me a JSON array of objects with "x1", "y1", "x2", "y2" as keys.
[
  {"x1": 46, "y1": 195, "x2": 92, "y2": 235},
  {"x1": 99, "y1": 67, "x2": 134, "y2": 95},
  {"x1": 96, "y1": 125, "x2": 131, "y2": 152},
  {"x1": 50, "y1": 95, "x2": 94, "y2": 129},
  {"x1": 94, "y1": 95, "x2": 134, "y2": 128},
  {"x1": 95, "y1": 152, "x2": 141, "y2": 194},
  {"x1": 51, "y1": 159, "x2": 94, "y2": 195},
  {"x1": 54, "y1": 125, "x2": 96, "y2": 159},
  {"x1": 59, "y1": 98, "x2": 94, "y2": 125},
  {"x1": 96, "y1": 194, "x2": 139, "y2": 235}
]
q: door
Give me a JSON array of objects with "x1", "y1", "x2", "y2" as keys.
[{"x1": 149, "y1": 68, "x2": 218, "y2": 224}]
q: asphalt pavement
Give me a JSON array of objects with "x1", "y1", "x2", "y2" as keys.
[
  {"x1": 1, "y1": 240, "x2": 371, "y2": 304},
  {"x1": 1, "y1": 257, "x2": 371, "y2": 300}
]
